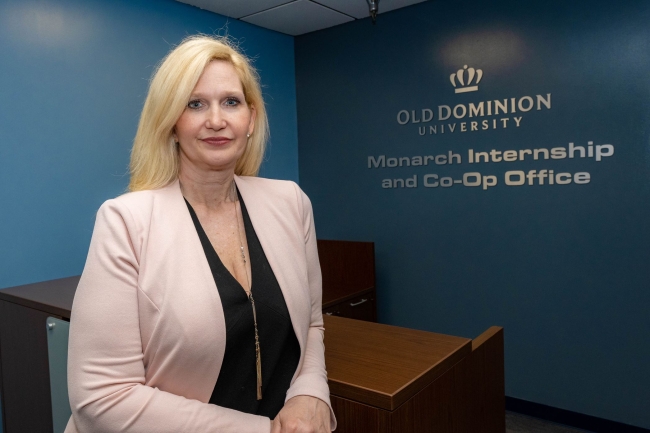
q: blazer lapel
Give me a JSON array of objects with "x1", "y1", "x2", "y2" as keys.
[
  {"x1": 234, "y1": 176, "x2": 309, "y2": 354},
  {"x1": 154, "y1": 180, "x2": 228, "y2": 399},
  {"x1": 158, "y1": 179, "x2": 226, "y2": 310}
]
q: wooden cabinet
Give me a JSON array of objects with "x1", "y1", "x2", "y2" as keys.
[
  {"x1": 0, "y1": 276, "x2": 78, "y2": 433},
  {"x1": 317, "y1": 240, "x2": 376, "y2": 322}
]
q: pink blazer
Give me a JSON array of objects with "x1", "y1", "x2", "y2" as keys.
[{"x1": 65, "y1": 176, "x2": 336, "y2": 433}]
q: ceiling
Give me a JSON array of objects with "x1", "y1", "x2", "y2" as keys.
[{"x1": 176, "y1": 0, "x2": 428, "y2": 36}]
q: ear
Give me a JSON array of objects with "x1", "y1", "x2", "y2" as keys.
[{"x1": 248, "y1": 105, "x2": 257, "y2": 136}]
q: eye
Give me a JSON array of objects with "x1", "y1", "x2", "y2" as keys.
[
  {"x1": 224, "y1": 97, "x2": 241, "y2": 107},
  {"x1": 187, "y1": 99, "x2": 204, "y2": 110}
]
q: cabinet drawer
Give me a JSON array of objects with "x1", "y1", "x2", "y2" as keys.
[{"x1": 323, "y1": 292, "x2": 376, "y2": 322}]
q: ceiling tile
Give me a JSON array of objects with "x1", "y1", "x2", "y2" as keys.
[
  {"x1": 176, "y1": 0, "x2": 290, "y2": 19},
  {"x1": 316, "y1": 0, "x2": 429, "y2": 20},
  {"x1": 241, "y1": 0, "x2": 354, "y2": 36},
  {"x1": 312, "y1": 0, "x2": 367, "y2": 19}
]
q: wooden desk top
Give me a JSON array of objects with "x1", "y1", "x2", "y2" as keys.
[
  {"x1": 0, "y1": 276, "x2": 79, "y2": 319},
  {"x1": 324, "y1": 315, "x2": 471, "y2": 411}
]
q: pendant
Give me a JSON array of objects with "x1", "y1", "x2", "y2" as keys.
[
  {"x1": 250, "y1": 293, "x2": 262, "y2": 400},
  {"x1": 255, "y1": 338, "x2": 262, "y2": 400}
]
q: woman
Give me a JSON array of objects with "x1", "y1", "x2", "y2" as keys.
[{"x1": 65, "y1": 35, "x2": 335, "y2": 433}]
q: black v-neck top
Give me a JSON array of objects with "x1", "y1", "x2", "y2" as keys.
[{"x1": 185, "y1": 192, "x2": 301, "y2": 419}]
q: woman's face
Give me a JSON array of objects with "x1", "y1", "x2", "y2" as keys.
[{"x1": 174, "y1": 60, "x2": 255, "y2": 176}]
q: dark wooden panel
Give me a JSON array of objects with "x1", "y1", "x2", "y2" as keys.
[
  {"x1": 0, "y1": 300, "x2": 54, "y2": 433},
  {"x1": 324, "y1": 315, "x2": 471, "y2": 410},
  {"x1": 0, "y1": 276, "x2": 79, "y2": 320},
  {"x1": 317, "y1": 240, "x2": 375, "y2": 307},
  {"x1": 331, "y1": 395, "x2": 390, "y2": 433},
  {"x1": 468, "y1": 327, "x2": 505, "y2": 433},
  {"x1": 390, "y1": 357, "x2": 471, "y2": 433}
]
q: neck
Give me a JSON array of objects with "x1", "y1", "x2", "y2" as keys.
[{"x1": 178, "y1": 167, "x2": 237, "y2": 209}]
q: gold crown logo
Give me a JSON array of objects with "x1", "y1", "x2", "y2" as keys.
[{"x1": 450, "y1": 65, "x2": 483, "y2": 93}]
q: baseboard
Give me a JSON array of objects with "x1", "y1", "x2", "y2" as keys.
[{"x1": 505, "y1": 397, "x2": 650, "y2": 433}]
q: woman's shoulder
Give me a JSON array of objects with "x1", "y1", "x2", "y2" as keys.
[
  {"x1": 237, "y1": 176, "x2": 305, "y2": 200},
  {"x1": 97, "y1": 181, "x2": 179, "y2": 224},
  {"x1": 237, "y1": 175, "x2": 297, "y2": 190},
  {"x1": 236, "y1": 176, "x2": 313, "y2": 220}
]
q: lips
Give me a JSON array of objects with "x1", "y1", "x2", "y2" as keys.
[{"x1": 202, "y1": 137, "x2": 232, "y2": 145}]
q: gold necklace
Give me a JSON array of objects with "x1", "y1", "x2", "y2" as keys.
[{"x1": 232, "y1": 181, "x2": 262, "y2": 400}]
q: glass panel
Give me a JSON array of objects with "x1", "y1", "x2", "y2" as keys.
[{"x1": 46, "y1": 317, "x2": 71, "y2": 433}]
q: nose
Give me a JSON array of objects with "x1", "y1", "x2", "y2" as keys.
[{"x1": 205, "y1": 106, "x2": 226, "y2": 129}]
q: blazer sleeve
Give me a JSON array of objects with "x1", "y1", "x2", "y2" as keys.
[
  {"x1": 67, "y1": 199, "x2": 271, "y2": 433},
  {"x1": 283, "y1": 185, "x2": 337, "y2": 430}
]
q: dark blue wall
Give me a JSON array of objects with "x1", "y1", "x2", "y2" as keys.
[
  {"x1": 0, "y1": 0, "x2": 298, "y2": 291},
  {"x1": 296, "y1": 0, "x2": 650, "y2": 428}
]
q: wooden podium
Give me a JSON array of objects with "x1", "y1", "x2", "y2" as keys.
[
  {"x1": 316, "y1": 240, "x2": 505, "y2": 432},
  {"x1": 325, "y1": 315, "x2": 504, "y2": 433}
]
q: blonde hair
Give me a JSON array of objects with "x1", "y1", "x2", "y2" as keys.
[{"x1": 129, "y1": 35, "x2": 269, "y2": 191}]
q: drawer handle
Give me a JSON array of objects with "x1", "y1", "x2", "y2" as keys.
[{"x1": 349, "y1": 298, "x2": 368, "y2": 307}]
